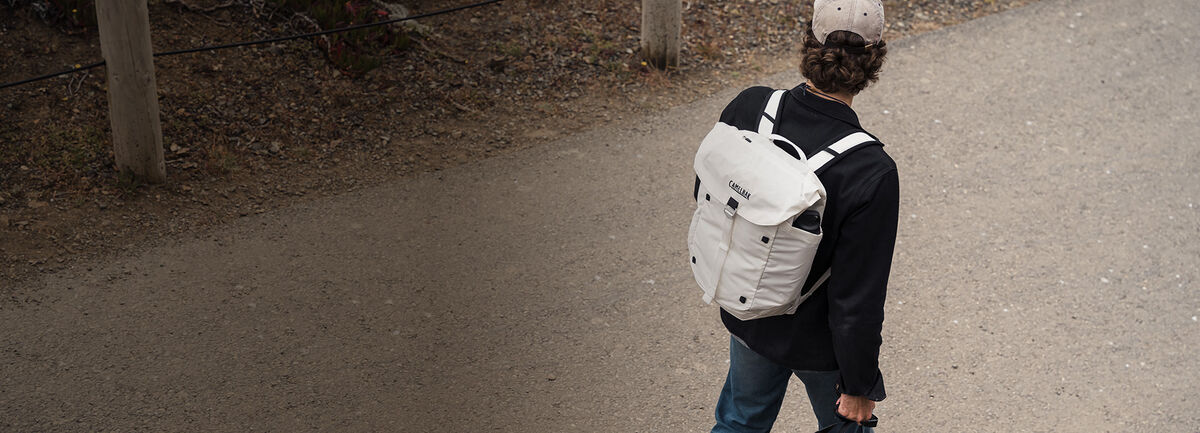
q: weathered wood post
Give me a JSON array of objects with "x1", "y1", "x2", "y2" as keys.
[
  {"x1": 641, "y1": 0, "x2": 680, "y2": 69},
  {"x1": 96, "y1": 0, "x2": 166, "y2": 183}
]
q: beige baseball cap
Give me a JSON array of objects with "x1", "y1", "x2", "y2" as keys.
[{"x1": 812, "y1": 0, "x2": 885, "y2": 45}]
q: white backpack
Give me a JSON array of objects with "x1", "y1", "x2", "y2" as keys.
[{"x1": 687, "y1": 89, "x2": 876, "y2": 320}]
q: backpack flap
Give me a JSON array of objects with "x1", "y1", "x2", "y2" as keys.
[{"x1": 694, "y1": 122, "x2": 826, "y2": 226}]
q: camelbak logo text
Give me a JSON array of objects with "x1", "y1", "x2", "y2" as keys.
[{"x1": 729, "y1": 180, "x2": 751, "y2": 200}]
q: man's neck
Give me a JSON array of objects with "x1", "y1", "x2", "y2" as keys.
[{"x1": 805, "y1": 82, "x2": 854, "y2": 107}]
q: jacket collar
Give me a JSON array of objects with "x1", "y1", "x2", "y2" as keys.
[{"x1": 788, "y1": 83, "x2": 862, "y2": 128}]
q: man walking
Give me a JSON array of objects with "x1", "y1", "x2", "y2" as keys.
[{"x1": 708, "y1": 0, "x2": 896, "y2": 431}]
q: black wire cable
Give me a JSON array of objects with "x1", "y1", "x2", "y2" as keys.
[
  {"x1": 0, "y1": 0, "x2": 502, "y2": 91},
  {"x1": 0, "y1": 60, "x2": 106, "y2": 91}
]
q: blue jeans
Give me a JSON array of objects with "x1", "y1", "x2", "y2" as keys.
[{"x1": 712, "y1": 337, "x2": 875, "y2": 433}]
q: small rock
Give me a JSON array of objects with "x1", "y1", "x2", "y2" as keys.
[
  {"x1": 487, "y1": 56, "x2": 508, "y2": 73},
  {"x1": 268, "y1": 142, "x2": 282, "y2": 154},
  {"x1": 379, "y1": 3, "x2": 431, "y2": 33},
  {"x1": 0, "y1": 215, "x2": 9, "y2": 226}
]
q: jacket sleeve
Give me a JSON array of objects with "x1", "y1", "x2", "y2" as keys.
[
  {"x1": 827, "y1": 168, "x2": 899, "y2": 401},
  {"x1": 719, "y1": 86, "x2": 772, "y2": 126}
]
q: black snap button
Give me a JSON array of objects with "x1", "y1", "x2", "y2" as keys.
[
  {"x1": 761, "y1": 236, "x2": 769, "y2": 244},
  {"x1": 705, "y1": 194, "x2": 710, "y2": 201},
  {"x1": 691, "y1": 256, "x2": 696, "y2": 264},
  {"x1": 739, "y1": 296, "x2": 747, "y2": 303}
]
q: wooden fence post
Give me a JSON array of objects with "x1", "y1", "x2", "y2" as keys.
[
  {"x1": 641, "y1": 0, "x2": 680, "y2": 69},
  {"x1": 96, "y1": 0, "x2": 166, "y2": 183}
]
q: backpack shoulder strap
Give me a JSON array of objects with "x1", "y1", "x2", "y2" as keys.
[
  {"x1": 756, "y1": 89, "x2": 804, "y2": 159},
  {"x1": 756, "y1": 89, "x2": 787, "y2": 136},
  {"x1": 808, "y1": 131, "x2": 880, "y2": 175}
]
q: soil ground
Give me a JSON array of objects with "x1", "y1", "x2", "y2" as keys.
[{"x1": 0, "y1": 0, "x2": 1032, "y2": 287}]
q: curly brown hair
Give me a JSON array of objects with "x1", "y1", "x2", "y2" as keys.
[{"x1": 800, "y1": 29, "x2": 888, "y2": 96}]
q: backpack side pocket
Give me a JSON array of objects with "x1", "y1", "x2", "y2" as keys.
[
  {"x1": 756, "y1": 216, "x2": 823, "y2": 313},
  {"x1": 687, "y1": 186, "x2": 725, "y2": 303}
]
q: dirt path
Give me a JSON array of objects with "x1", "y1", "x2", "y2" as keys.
[
  {"x1": 0, "y1": 0, "x2": 1035, "y2": 285},
  {"x1": 2, "y1": 0, "x2": 1199, "y2": 431}
]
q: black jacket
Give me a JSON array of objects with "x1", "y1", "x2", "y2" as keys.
[{"x1": 710, "y1": 84, "x2": 898, "y2": 401}]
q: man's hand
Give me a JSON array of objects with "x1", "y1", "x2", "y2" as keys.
[{"x1": 836, "y1": 394, "x2": 876, "y2": 424}]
